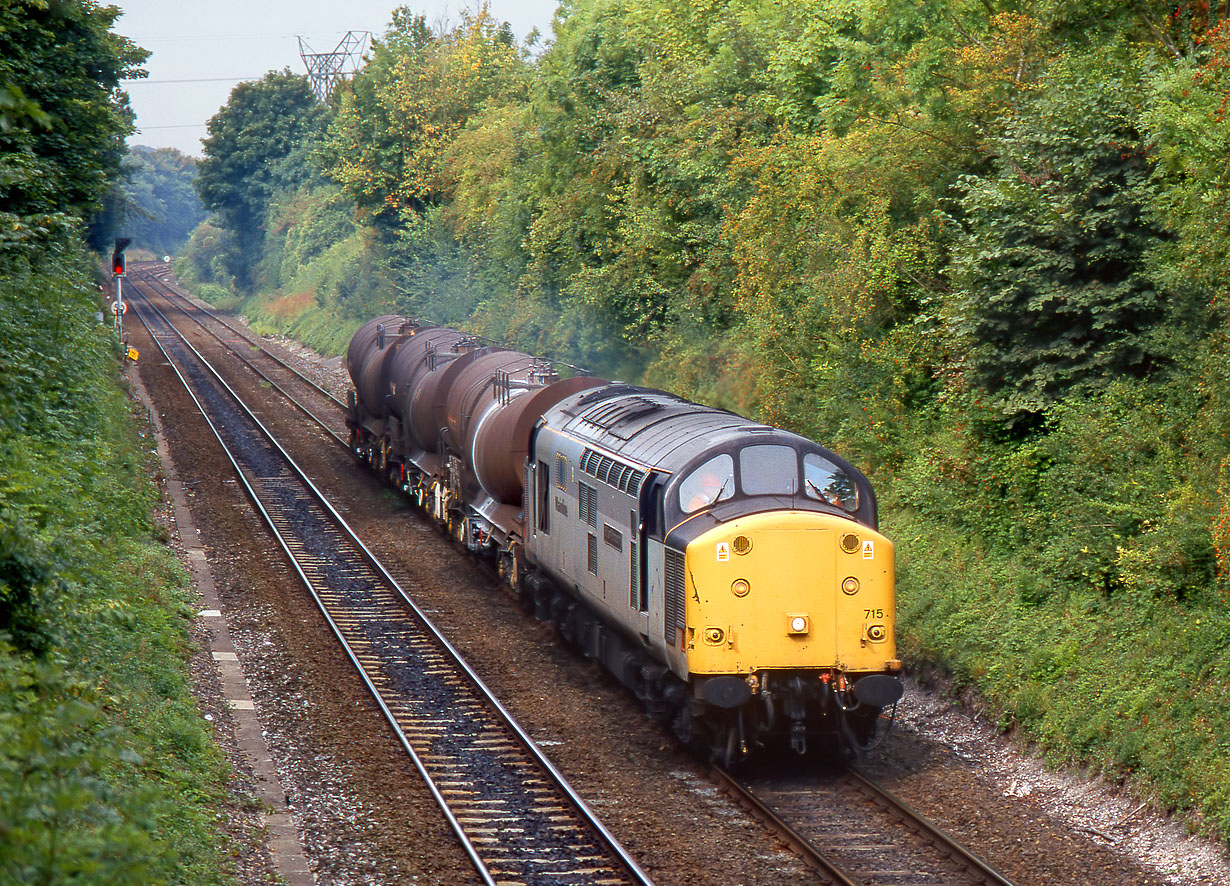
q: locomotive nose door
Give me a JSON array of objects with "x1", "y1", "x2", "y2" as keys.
[
  {"x1": 687, "y1": 525, "x2": 838, "y2": 673},
  {"x1": 747, "y1": 528, "x2": 837, "y2": 666},
  {"x1": 634, "y1": 478, "x2": 664, "y2": 640}
]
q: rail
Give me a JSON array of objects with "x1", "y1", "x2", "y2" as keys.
[{"x1": 713, "y1": 763, "x2": 1017, "y2": 886}]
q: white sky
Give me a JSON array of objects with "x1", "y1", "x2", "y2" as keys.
[{"x1": 115, "y1": 1, "x2": 560, "y2": 157}]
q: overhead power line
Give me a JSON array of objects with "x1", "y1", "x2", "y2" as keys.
[
  {"x1": 137, "y1": 33, "x2": 300, "y2": 42},
  {"x1": 136, "y1": 31, "x2": 362, "y2": 43},
  {"x1": 127, "y1": 77, "x2": 264, "y2": 85}
]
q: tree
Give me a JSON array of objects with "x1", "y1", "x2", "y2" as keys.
[
  {"x1": 950, "y1": 51, "x2": 1179, "y2": 428},
  {"x1": 0, "y1": 0, "x2": 147, "y2": 236},
  {"x1": 196, "y1": 70, "x2": 329, "y2": 283},
  {"x1": 91, "y1": 146, "x2": 206, "y2": 256},
  {"x1": 319, "y1": 8, "x2": 436, "y2": 227},
  {"x1": 1147, "y1": 27, "x2": 1230, "y2": 305},
  {"x1": 322, "y1": 6, "x2": 529, "y2": 227}
]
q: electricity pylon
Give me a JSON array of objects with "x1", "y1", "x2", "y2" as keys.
[{"x1": 298, "y1": 31, "x2": 370, "y2": 102}]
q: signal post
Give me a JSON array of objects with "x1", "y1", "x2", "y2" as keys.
[
  {"x1": 111, "y1": 237, "x2": 129, "y2": 334},
  {"x1": 111, "y1": 237, "x2": 137, "y2": 361}
]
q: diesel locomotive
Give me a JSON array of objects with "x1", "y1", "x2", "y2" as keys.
[{"x1": 346, "y1": 315, "x2": 904, "y2": 762}]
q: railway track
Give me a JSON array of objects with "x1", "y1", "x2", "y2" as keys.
[
  {"x1": 131, "y1": 264, "x2": 349, "y2": 444},
  {"x1": 125, "y1": 274, "x2": 653, "y2": 886},
  {"x1": 715, "y1": 765, "x2": 1016, "y2": 886}
]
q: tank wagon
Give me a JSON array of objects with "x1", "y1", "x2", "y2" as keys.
[{"x1": 346, "y1": 316, "x2": 904, "y2": 762}]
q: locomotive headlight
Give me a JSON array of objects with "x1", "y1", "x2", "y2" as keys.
[
  {"x1": 787, "y1": 614, "x2": 810, "y2": 635},
  {"x1": 866, "y1": 624, "x2": 887, "y2": 642},
  {"x1": 841, "y1": 576, "x2": 860, "y2": 595},
  {"x1": 731, "y1": 578, "x2": 751, "y2": 597}
]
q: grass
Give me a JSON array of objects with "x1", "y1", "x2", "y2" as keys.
[{"x1": 892, "y1": 507, "x2": 1230, "y2": 840}]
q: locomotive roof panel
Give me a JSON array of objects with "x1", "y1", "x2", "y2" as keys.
[
  {"x1": 629, "y1": 415, "x2": 760, "y2": 465},
  {"x1": 542, "y1": 383, "x2": 879, "y2": 530},
  {"x1": 549, "y1": 386, "x2": 775, "y2": 471}
]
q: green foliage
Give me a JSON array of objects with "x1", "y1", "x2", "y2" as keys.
[
  {"x1": 0, "y1": 647, "x2": 155, "y2": 884},
  {"x1": 0, "y1": 5, "x2": 256, "y2": 879},
  {"x1": 0, "y1": 247, "x2": 240, "y2": 882},
  {"x1": 1146, "y1": 28, "x2": 1230, "y2": 305},
  {"x1": 322, "y1": 6, "x2": 530, "y2": 226},
  {"x1": 192, "y1": 283, "x2": 242, "y2": 311},
  {"x1": 1029, "y1": 379, "x2": 1211, "y2": 600},
  {"x1": 237, "y1": 228, "x2": 380, "y2": 356},
  {"x1": 0, "y1": 0, "x2": 147, "y2": 225},
  {"x1": 893, "y1": 508, "x2": 1230, "y2": 839},
  {"x1": 950, "y1": 50, "x2": 1185, "y2": 426},
  {"x1": 261, "y1": 184, "x2": 356, "y2": 287},
  {"x1": 173, "y1": 218, "x2": 237, "y2": 293},
  {"x1": 317, "y1": 9, "x2": 436, "y2": 226},
  {"x1": 196, "y1": 70, "x2": 330, "y2": 282},
  {"x1": 96, "y1": 146, "x2": 207, "y2": 256}
]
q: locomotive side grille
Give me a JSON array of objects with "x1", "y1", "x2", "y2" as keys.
[
  {"x1": 609, "y1": 462, "x2": 627, "y2": 489},
  {"x1": 630, "y1": 540, "x2": 639, "y2": 608},
  {"x1": 587, "y1": 533, "x2": 598, "y2": 575},
  {"x1": 578, "y1": 482, "x2": 598, "y2": 528},
  {"x1": 664, "y1": 548, "x2": 686, "y2": 645},
  {"x1": 581, "y1": 446, "x2": 645, "y2": 497}
]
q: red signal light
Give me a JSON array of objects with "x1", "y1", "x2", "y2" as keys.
[{"x1": 111, "y1": 238, "x2": 129, "y2": 276}]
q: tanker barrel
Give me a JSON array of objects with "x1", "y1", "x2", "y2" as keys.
[
  {"x1": 357, "y1": 334, "x2": 408, "y2": 420},
  {"x1": 386, "y1": 327, "x2": 466, "y2": 420},
  {"x1": 408, "y1": 347, "x2": 503, "y2": 454},
  {"x1": 346, "y1": 314, "x2": 415, "y2": 392},
  {"x1": 445, "y1": 350, "x2": 544, "y2": 457},
  {"x1": 472, "y1": 376, "x2": 608, "y2": 503}
]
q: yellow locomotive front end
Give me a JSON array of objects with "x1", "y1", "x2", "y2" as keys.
[{"x1": 676, "y1": 508, "x2": 903, "y2": 757}]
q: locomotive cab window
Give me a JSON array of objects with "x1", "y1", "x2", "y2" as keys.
[
  {"x1": 679, "y1": 454, "x2": 735, "y2": 513},
  {"x1": 804, "y1": 453, "x2": 858, "y2": 513},
  {"x1": 739, "y1": 444, "x2": 799, "y2": 496}
]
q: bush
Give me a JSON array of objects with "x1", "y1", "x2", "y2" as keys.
[
  {"x1": 194, "y1": 282, "x2": 242, "y2": 311},
  {"x1": 0, "y1": 249, "x2": 238, "y2": 883},
  {"x1": 891, "y1": 504, "x2": 1230, "y2": 842}
]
